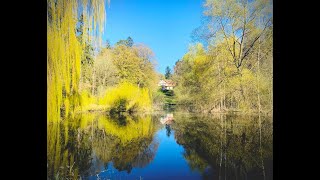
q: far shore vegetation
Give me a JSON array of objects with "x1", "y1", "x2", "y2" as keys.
[{"x1": 48, "y1": 0, "x2": 273, "y2": 123}]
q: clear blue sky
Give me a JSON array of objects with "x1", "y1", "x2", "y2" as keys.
[{"x1": 103, "y1": 0, "x2": 204, "y2": 74}]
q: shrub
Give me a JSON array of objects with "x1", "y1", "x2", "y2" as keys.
[{"x1": 99, "y1": 82, "x2": 152, "y2": 112}]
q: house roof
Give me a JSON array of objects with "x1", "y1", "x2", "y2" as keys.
[{"x1": 160, "y1": 79, "x2": 176, "y2": 87}]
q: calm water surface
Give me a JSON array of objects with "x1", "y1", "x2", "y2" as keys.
[{"x1": 47, "y1": 112, "x2": 273, "y2": 180}]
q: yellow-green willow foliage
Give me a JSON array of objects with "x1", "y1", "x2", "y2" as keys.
[
  {"x1": 99, "y1": 81, "x2": 152, "y2": 112},
  {"x1": 96, "y1": 115, "x2": 154, "y2": 145},
  {"x1": 92, "y1": 114, "x2": 158, "y2": 172},
  {"x1": 47, "y1": 0, "x2": 107, "y2": 122},
  {"x1": 47, "y1": 117, "x2": 94, "y2": 179},
  {"x1": 77, "y1": 90, "x2": 103, "y2": 112}
]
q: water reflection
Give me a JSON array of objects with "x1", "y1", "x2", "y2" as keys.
[
  {"x1": 47, "y1": 113, "x2": 160, "y2": 179},
  {"x1": 47, "y1": 112, "x2": 272, "y2": 179},
  {"x1": 172, "y1": 114, "x2": 273, "y2": 180},
  {"x1": 160, "y1": 113, "x2": 174, "y2": 125},
  {"x1": 160, "y1": 113, "x2": 174, "y2": 137}
]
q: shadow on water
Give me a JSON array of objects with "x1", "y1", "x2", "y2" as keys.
[{"x1": 47, "y1": 112, "x2": 272, "y2": 180}]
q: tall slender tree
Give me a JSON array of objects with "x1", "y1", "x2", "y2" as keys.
[{"x1": 165, "y1": 66, "x2": 172, "y2": 79}]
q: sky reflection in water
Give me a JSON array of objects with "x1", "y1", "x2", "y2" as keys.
[{"x1": 47, "y1": 112, "x2": 273, "y2": 180}]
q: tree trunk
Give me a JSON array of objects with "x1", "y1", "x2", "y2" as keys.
[
  {"x1": 219, "y1": 114, "x2": 223, "y2": 180},
  {"x1": 219, "y1": 62, "x2": 223, "y2": 111},
  {"x1": 259, "y1": 111, "x2": 266, "y2": 180},
  {"x1": 270, "y1": 52, "x2": 273, "y2": 112},
  {"x1": 223, "y1": 80, "x2": 226, "y2": 109},
  {"x1": 224, "y1": 114, "x2": 227, "y2": 180},
  {"x1": 92, "y1": 69, "x2": 96, "y2": 95},
  {"x1": 257, "y1": 21, "x2": 262, "y2": 114},
  {"x1": 103, "y1": 71, "x2": 106, "y2": 86}
]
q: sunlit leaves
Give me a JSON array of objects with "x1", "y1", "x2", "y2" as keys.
[
  {"x1": 99, "y1": 81, "x2": 152, "y2": 112},
  {"x1": 173, "y1": 0, "x2": 272, "y2": 113},
  {"x1": 47, "y1": 0, "x2": 107, "y2": 122}
]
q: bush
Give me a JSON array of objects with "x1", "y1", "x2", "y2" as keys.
[
  {"x1": 99, "y1": 82, "x2": 152, "y2": 113},
  {"x1": 152, "y1": 89, "x2": 165, "y2": 105},
  {"x1": 77, "y1": 90, "x2": 100, "y2": 112}
]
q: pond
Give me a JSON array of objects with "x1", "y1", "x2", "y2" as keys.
[{"x1": 47, "y1": 112, "x2": 273, "y2": 180}]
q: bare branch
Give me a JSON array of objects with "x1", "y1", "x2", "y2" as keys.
[
  {"x1": 239, "y1": 17, "x2": 272, "y2": 67},
  {"x1": 218, "y1": 17, "x2": 237, "y2": 65}
]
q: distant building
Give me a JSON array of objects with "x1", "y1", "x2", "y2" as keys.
[
  {"x1": 160, "y1": 114, "x2": 174, "y2": 125},
  {"x1": 158, "y1": 79, "x2": 176, "y2": 90}
]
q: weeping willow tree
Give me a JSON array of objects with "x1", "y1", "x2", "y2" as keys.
[{"x1": 47, "y1": 0, "x2": 107, "y2": 122}]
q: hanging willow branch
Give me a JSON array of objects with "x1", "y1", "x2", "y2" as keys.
[{"x1": 47, "y1": 0, "x2": 108, "y2": 122}]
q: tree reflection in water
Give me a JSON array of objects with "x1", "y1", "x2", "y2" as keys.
[
  {"x1": 160, "y1": 113, "x2": 174, "y2": 137},
  {"x1": 166, "y1": 124, "x2": 172, "y2": 137},
  {"x1": 171, "y1": 113, "x2": 273, "y2": 180},
  {"x1": 47, "y1": 112, "x2": 272, "y2": 180},
  {"x1": 47, "y1": 113, "x2": 159, "y2": 179}
]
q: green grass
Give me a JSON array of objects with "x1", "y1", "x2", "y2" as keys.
[{"x1": 162, "y1": 89, "x2": 176, "y2": 105}]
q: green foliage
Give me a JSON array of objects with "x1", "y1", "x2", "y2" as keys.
[
  {"x1": 47, "y1": 0, "x2": 107, "y2": 122},
  {"x1": 126, "y1": 37, "x2": 134, "y2": 47},
  {"x1": 93, "y1": 48, "x2": 119, "y2": 94},
  {"x1": 165, "y1": 66, "x2": 172, "y2": 79},
  {"x1": 105, "y1": 39, "x2": 111, "y2": 49},
  {"x1": 77, "y1": 14, "x2": 95, "y2": 66},
  {"x1": 48, "y1": 113, "x2": 160, "y2": 178},
  {"x1": 99, "y1": 82, "x2": 152, "y2": 113},
  {"x1": 116, "y1": 36, "x2": 134, "y2": 47},
  {"x1": 172, "y1": 114, "x2": 273, "y2": 179},
  {"x1": 173, "y1": 35, "x2": 272, "y2": 113},
  {"x1": 152, "y1": 89, "x2": 166, "y2": 108},
  {"x1": 173, "y1": 0, "x2": 273, "y2": 113},
  {"x1": 78, "y1": 90, "x2": 100, "y2": 112},
  {"x1": 47, "y1": 120, "x2": 93, "y2": 179},
  {"x1": 76, "y1": 38, "x2": 158, "y2": 113},
  {"x1": 111, "y1": 44, "x2": 158, "y2": 90}
]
